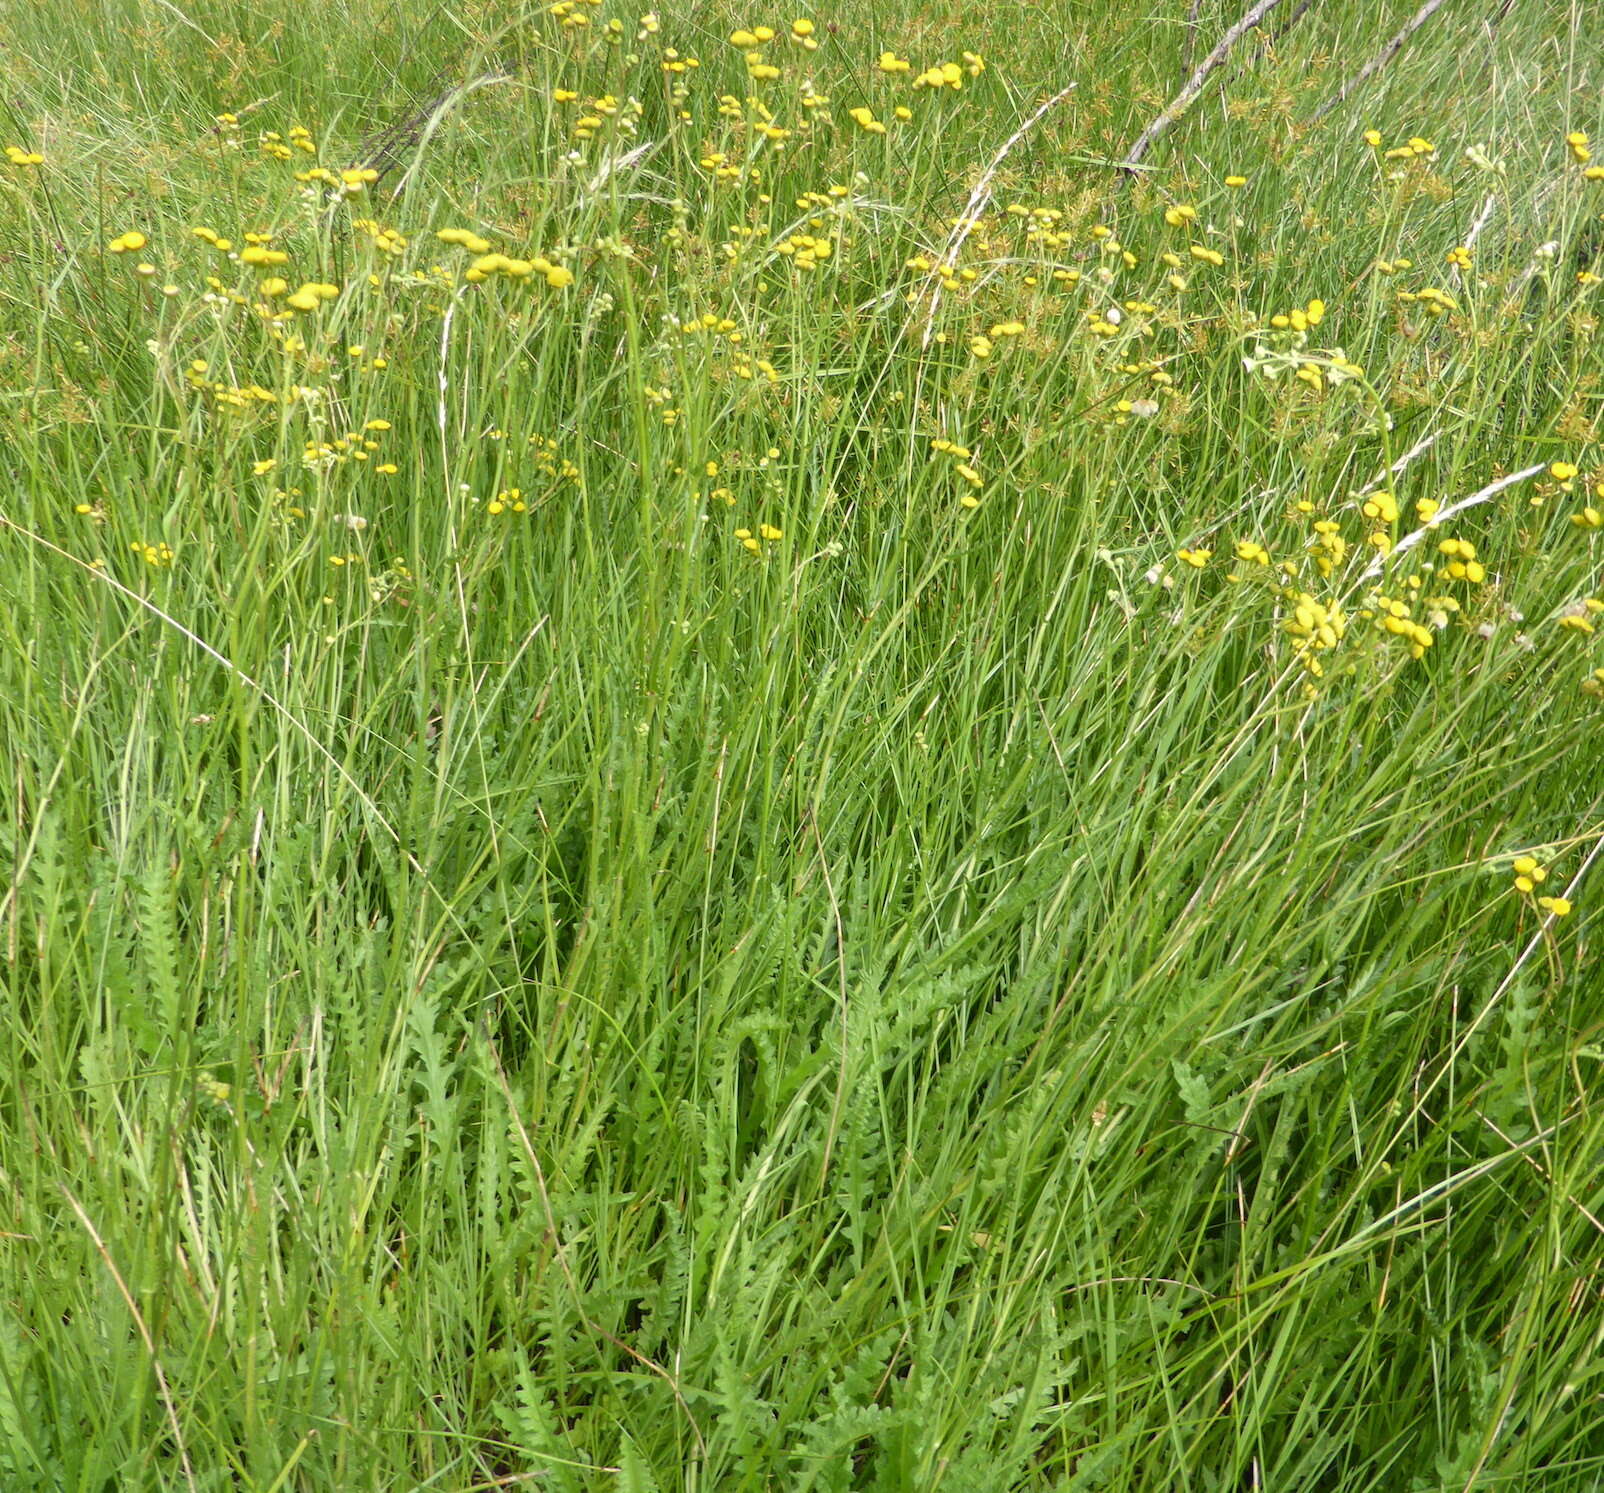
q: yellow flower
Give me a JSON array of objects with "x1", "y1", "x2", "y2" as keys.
[
  {"x1": 1361, "y1": 490, "x2": 1399, "y2": 524},
  {"x1": 1163, "y1": 204, "x2": 1197, "y2": 227},
  {"x1": 107, "y1": 230, "x2": 147, "y2": 254},
  {"x1": 1567, "y1": 130, "x2": 1591, "y2": 164},
  {"x1": 1223, "y1": 174, "x2": 1247, "y2": 188},
  {"x1": 1512, "y1": 854, "x2": 1548, "y2": 894},
  {"x1": 1363, "y1": 128, "x2": 1382, "y2": 148},
  {"x1": 1176, "y1": 547, "x2": 1212, "y2": 568},
  {"x1": 1233, "y1": 539, "x2": 1270, "y2": 566},
  {"x1": 4, "y1": 145, "x2": 43, "y2": 166},
  {"x1": 438, "y1": 228, "x2": 493, "y2": 254},
  {"x1": 1538, "y1": 895, "x2": 1572, "y2": 917},
  {"x1": 1189, "y1": 244, "x2": 1224, "y2": 266},
  {"x1": 544, "y1": 264, "x2": 574, "y2": 288},
  {"x1": 878, "y1": 51, "x2": 911, "y2": 73},
  {"x1": 848, "y1": 106, "x2": 886, "y2": 134}
]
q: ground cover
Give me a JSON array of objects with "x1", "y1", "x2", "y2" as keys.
[{"x1": 1, "y1": 0, "x2": 1602, "y2": 1486}]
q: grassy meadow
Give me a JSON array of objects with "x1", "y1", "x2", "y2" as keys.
[{"x1": 3, "y1": 0, "x2": 1604, "y2": 1486}]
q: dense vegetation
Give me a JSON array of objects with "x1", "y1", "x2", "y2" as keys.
[{"x1": 2, "y1": 0, "x2": 1602, "y2": 1486}]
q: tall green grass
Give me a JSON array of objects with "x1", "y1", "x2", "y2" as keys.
[{"x1": 2, "y1": 0, "x2": 1603, "y2": 1486}]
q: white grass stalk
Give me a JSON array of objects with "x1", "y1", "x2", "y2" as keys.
[{"x1": 1360, "y1": 462, "x2": 1545, "y2": 580}]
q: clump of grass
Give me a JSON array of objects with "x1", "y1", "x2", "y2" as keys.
[{"x1": 1, "y1": 1, "x2": 1603, "y2": 1488}]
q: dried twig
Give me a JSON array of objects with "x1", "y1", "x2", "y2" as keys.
[
  {"x1": 1180, "y1": 0, "x2": 1207, "y2": 80},
  {"x1": 353, "y1": 63, "x2": 512, "y2": 195},
  {"x1": 1309, "y1": 0, "x2": 1455, "y2": 121},
  {"x1": 920, "y1": 82, "x2": 1078, "y2": 346},
  {"x1": 1120, "y1": 0, "x2": 1286, "y2": 174},
  {"x1": 1448, "y1": 191, "x2": 1499, "y2": 288},
  {"x1": 1462, "y1": 191, "x2": 1498, "y2": 251},
  {"x1": 1259, "y1": 0, "x2": 1322, "y2": 52},
  {"x1": 1360, "y1": 462, "x2": 1544, "y2": 581}
]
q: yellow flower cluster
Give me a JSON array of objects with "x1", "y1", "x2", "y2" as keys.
[
  {"x1": 284, "y1": 281, "x2": 341, "y2": 313},
  {"x1": 294, "y1": 166, "x2": 379, "y2": 194},
  {"x1": 733, "y1": 523, "x2": 783, "y2": 554},
  {"x1": 1510, "y1": 855, "x2": 1571, "y2": 916},
  {"x1": 1397, "y1": 286, "x2": 1456, "y2": 318},
  {"x1": 1556, "y1": 598, "x2": 1604, "y2": 635},
  {"x1": 773, "y1": 232, "x2": 833, "y2": 270},
  {"x1": 931, "y1": 438, "x2": 984, "y2": 506},
  {"x1": 548, "y1": 0, "x2": 604, "y2": 28},
  {"x1": 1283, "y1": 593, "x2": 1347, "y2": 676},
  {"x1": 911, "y1": 54, "x2": 985, "y2": 89},
  {"x1": 260, "y1": 125, "x2": 317, "y2": 160},
  {"x1": 437, "y1": 227, "x2": 493, "y2": 254},
  {"x1": 129, "y1": 539, "x2": 175, "y2": 567},
  {"x1": 1436, "y1": 537, "x2": 1485, "y2": 583},
  {"x1": 352, "y1": 218, "x2": 407, "y2": 257},
  {"x1": 1373, "y1": 595, "x2": 1435, "y2": 658}
]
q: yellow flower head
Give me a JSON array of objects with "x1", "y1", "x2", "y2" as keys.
[{"x1": 438, "y1": 228, "x2": 493, "y2": 255}]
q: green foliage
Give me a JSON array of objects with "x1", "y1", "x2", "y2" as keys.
[{"x1": 1, "y1": 0, "x2": 1602, "y2": 1487}]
